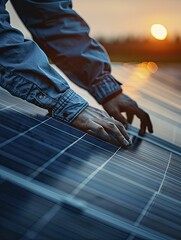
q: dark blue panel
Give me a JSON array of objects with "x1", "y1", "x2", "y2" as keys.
[
  {"x1": 36, "y1": 207, "x2": 129, "y2": 240},
  {"x1": 0, "y1": 150, "x2": 37, "y2": 175},
  {"x1": 0, "y1": 182, "x2": 54, "y2": 239},
  {"x1": 35, "y1": 172, "x2": 77, "y2": 194},
  {"x1": 0, "y1": 125, "x2": 17, "y2": 143},
  {"x1": 117, "y1": 141, "x2": 170, "y2": 174},
  {"x1": 76, "y1": 170, "x2": 153, "y2": 222},
  {"x1": 76, "y1": 188, "x2": 140, "y2": 222},
  {"x1": 25, "y1": 124, "x2": 79, "y2": 151},
  {"x1": 0, "y1": 109, "x2": 40, "y2": 133},
  {"x1": 1, "y1": 83, "x2": 181, "y2": 240},
  {"x1": 65, "y1": 140, "x2": 115, "y2": 167},
  {"x1": 104, "y1": 155, "x2": 163, "y2": 191},
  {"x1": 46, "y1": 153, "x2": 96, "y2": 178},
  {"x1": 160, "y1": 176, "x2": 181, "y2": 201},
  {"x1": 34, "y1": 153, "x2": 96, "y2": 193},
  {"x1": 140, "y1": 194, "x2": 181, "y2": 239},
  {"x1": 167, "y1": 153, "x2": 181, "y2": 182},
  {"x1": 47, "y1": 118, "x2": 85, "y2": 138},
  {"x1": 104, "y1": 160, "x2": 163, "y2": 191},
  {"x1": 83, "y1": 133, "x2": 118, "y2": 152},
  {"x1": 1, "y1": 136, "x2": 58, "y2": 167}
]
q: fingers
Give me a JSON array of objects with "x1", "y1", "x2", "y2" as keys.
[
  {"x1": 94, "y1": 119, "x2": 131, "y2": 147},
  {"x1": 112, "y1": 112, "x2": 128, "y2": 127},
  {"x1": 111, "y1": 117, "x2": 132, "y2": 144},
  {"x1": 102, "y1": 92, "x2": 153, "y2": 136},
  {"x1": 87, "y1": 122, "x2": 111, "y2": 142},
  {"x1": 126, "y1": 111, "x2": 134, "y2": 124},
  {"x1": 139, "y1": 121, "x2": 147, "y2": 136},
  {"x1": 88, "y1": 107, "x2": 131, "y2": 145},
  {"x1": 71, "y1": 105, "x2": 132, "y2": 147},
  {"x1": 134, "y1": 107, "x2": 153, "y2": 136}
]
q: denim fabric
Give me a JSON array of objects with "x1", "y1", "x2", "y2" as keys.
[{"x1": 0, "y1": 0, "x2": 121, "y2": 122}]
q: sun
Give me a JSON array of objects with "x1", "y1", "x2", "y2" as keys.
[{"x1": 151, "y1": 24, "x2": 168, "y2": 40}]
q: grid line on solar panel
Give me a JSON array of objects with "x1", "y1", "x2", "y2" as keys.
[
  {"x1": 0, "y1": 109, "x2": 84, "y2": 148},
  {"x1": 1, "y1": 115, "x2": 180, "y2": 206},
  {"x1": 0, "y1": 117, "x2": 50, "y2": 148},
  {"x1": 0, "y1": 181, "x2": 56, "y2": 239},
  {"x1": 27, "y1": 133, "x2": 86, "y2": 180},
  {"x1": 139, "y1": 194, "x2": 181, "y2": 239},
  {"x1": 0, "y1": 118, "x2": 180, "y2": 197},
  {"x1": 23, "y1": 204, "x2": 61, "y2": 240},
  {"x1": 160, "y1": 176, "x2": 181, "y2": 201},
  {"x1": 1, "y1": 92, "x2": 179, "y2": 156},
  {"x1": 0, "y1": 176, "x2": 170, "y2": 240},
  {"x1": 34, "y1": 152, "x2": 166, "y2": 201},
  {"x1": 0, "y1": 104, "x2": 118, "y2": 153},
  {"x1": 0, "y1": 150, "x2": 40, "y2": 175},
  {"x1": 45, "y1": 151, "x2": 162, "y2": 193},
  {"x1": 0, "y1": 123, "x2": 119, "y2": 181},
  {"x1": 126, "y1": 152, "x2": 175, "y2": 240},
  {"x1": 0, "y1": 104, "x2": 17, "y2": 111},
  {"x1": 1, "y1": 88, "x2": 181, "y2": 240},
  {"x1": 0, "y1": 108, "x2": 41, "y2": 132},
  {"x1": 70, "y1": 147, "x2": 120, "y2": 197},
  {"x1": 33, "y1": 168, "x2": 82, "y2": 191},
  {"x1": 0, "y1": 163, "x2": 179, "y2": 239},
  {"x1": 0, "y1": 124, "x2": 17, "y2": 144},
  {"x1": 116, "y1": 145, "x2": 171, "y2": 174},
  {"x1": 128, "y1": 129, "x2": 181, "y2": 156}
]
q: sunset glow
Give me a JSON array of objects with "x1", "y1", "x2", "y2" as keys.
[{"x1": 151, "y1": 24, "x2": 168, "y2": 40}]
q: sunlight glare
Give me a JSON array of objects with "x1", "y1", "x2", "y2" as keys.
[{"x1": 151, "y1": 24, "x2": 168, "y2": 40}]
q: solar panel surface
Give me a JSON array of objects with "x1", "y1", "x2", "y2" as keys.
[{"x1": 0, "y1": 78, "x2": 181, "y2": 240}]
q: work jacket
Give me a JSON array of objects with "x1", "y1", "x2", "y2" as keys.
[{"x1": 0, "y1": 0, "x2": 121, "y2": 123}]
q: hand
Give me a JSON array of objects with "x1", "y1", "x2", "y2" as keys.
[
  {"x1": 102, "y1": 93, "x2": 153, "y2": 136},
  {"x1": 71, "y1": 106, "x2": 132, "y2": 147}
]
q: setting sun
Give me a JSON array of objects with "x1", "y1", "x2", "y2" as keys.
[{"x1": 151, "y1": 24, "x2": 168, "y2": 40}]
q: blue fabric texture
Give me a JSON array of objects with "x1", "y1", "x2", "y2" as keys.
[{"x1": 0, "y1": 0, "x2": 121, "y2": 123}]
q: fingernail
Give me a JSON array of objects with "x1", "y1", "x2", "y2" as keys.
[
  {"x1": 128, "y1": 138, "x2": 132, "y2": 145},
  {"x1": 124, "y1": 139, "x2": 130, "y2": 146}
]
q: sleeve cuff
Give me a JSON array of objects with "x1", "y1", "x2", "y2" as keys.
[
  {"x1": 89, "y1": 74, "x2": 122, "y2": 104},
  {"x1": 51, "y1": 88, "x2": 88, "y2": 123}
]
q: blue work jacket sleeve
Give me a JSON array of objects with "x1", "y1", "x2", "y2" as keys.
[
  {"x1": 11, "y1": 0, "x2": 122, "y2": 104},
  {"x1": 0, "y1": 2, "x2": 88, "y2": 123}
]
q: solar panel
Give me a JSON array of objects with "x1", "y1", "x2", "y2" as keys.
[{"x1": 0, "y1": 86, "x2": 181, "y2": 240}]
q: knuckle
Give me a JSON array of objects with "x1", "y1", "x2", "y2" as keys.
[
  {"x1": 130, "y1": 101, "x2": 137, "y2": 108},
  {"x1": 97, "y1": 126, "x2": 104, "y2": 132},
  {"x1": 108, "y1": 122, "x2": 115, "y2": 129}
]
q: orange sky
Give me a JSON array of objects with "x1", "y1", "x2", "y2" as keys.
[
  {"x1": 74, "y1": 0, "x2": 181, "y2": 39},
  {"x1": 7, "y1": 0, "x2": 181, "y2": 40}
]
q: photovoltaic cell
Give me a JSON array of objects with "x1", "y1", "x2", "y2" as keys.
[{"x1": 0, "y1": 87, "x2": 181, "y2": 240}]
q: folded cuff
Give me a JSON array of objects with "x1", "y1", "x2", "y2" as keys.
[
  {"x1": 52, "y1": 88, "x2": 88, "y2": 123},
  {"x1": 89, "y1": 74, "x2": 122, "y2": 104}
]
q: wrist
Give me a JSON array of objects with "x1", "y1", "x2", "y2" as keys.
[{"x1": 102, "y1": 88, "x2": 123, "y2": 105}]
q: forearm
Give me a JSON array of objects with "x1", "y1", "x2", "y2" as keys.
[
  {"x1": 0, "y1": 5, "x2": 88, "y2": 122},
  {"x1": 11, "y1": 0, "x2": 122, "y2": 104}
]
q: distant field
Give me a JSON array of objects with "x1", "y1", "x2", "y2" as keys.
[{"x1": 99, "y1": 39, "x2": 181, "y2": 62}]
